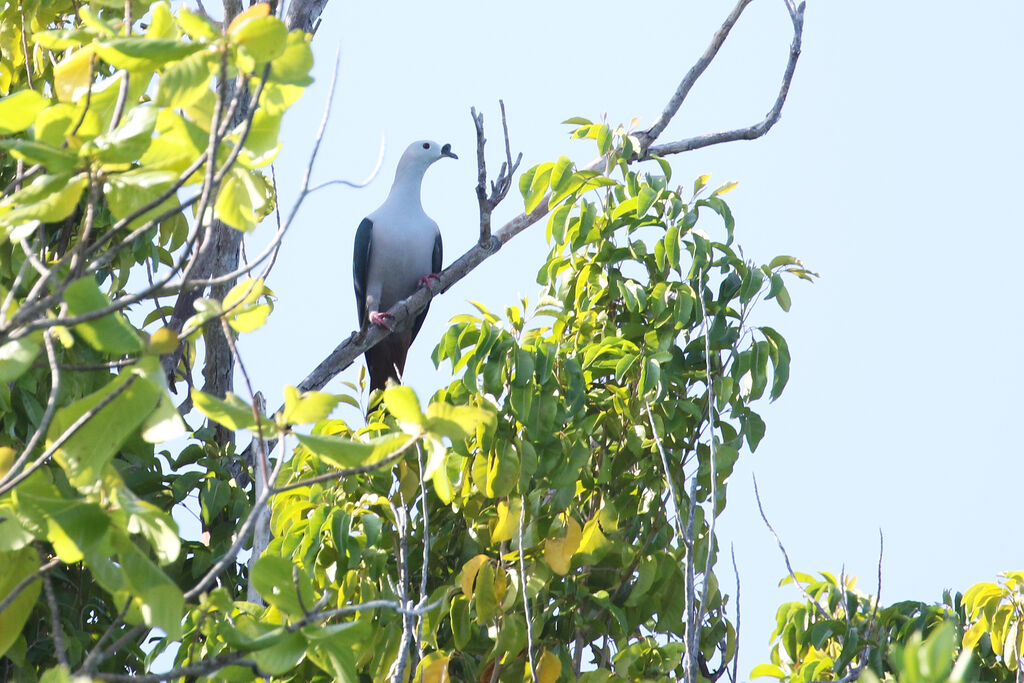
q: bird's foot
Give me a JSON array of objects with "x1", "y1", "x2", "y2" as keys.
[
  {"x1": 369, "y1": 311, "x2": 394, "y2": 330},
  {"x1": 418, "y1": 273, "x2": 442, "y2": 290}
]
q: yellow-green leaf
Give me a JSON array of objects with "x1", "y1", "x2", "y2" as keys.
[
  {"x1": 0, "y1": 547, "x2": 42, "y2": 658},
  {"x1": 536, "y1": 649, "x2": 562, "y2": 683},
  {"x1": 491, "y1": 498, "x2": 522, "y2": 544},
  {"x1": 544, "y1": 516, "x2": 582, "y2": 576},
  {"x1": 54, "y1": 47, "x2": 94, "y2": 103},
  {"x1": 295, "y1": 432, "x2": 409, "y2": 470},
  {"x1": 64, "y1": 277, "x2": 144, "y2": 354},
  {"x1": 281, "y1": 386, "x2": 339, "y2": 425},
  {"x1": 192, "y1": 389, "x2": 268, "y2": 433},
  {"x1": 0, "y1": 90, "x2": 49, "y2": 134}
]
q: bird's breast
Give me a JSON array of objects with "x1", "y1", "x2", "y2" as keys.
[{"x1": 366, "y1": 215, "x2": 438, "y2": 311}]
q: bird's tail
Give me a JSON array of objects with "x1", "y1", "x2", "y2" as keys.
[{"x1": 365, "y1": 332, "x2": 412, "y2": 393}]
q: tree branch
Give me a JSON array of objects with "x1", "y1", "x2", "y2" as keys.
[
  {"x1": 753, "y1": 475, "x2": 831, "y2": 620},
  {"x1": 644, "y1": 0, "x2": 805, "y2": 159},
  {"x1": 639, "y1": 0, "x2": 756, "y2": 151}
]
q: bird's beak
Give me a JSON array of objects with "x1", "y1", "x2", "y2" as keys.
[{"x1": 441, "y1": 143, "x2": 457, "y2": 160}]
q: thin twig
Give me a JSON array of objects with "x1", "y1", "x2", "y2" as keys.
[
  {"x1": 77, "y1": 601, "x2": 132, "y2": 675},
  {"x1": 519, "y1": 495, "x2": 537, "y2": 682},
  {"x1": 2, "y1": 330, "x2": 60, "y2": 487},
  {"x1": 0, "y1": 555, "x2": 60, "y2": 615},
  {"x1": 38, "y1": 545, "x2": 68, "y2": 668},
  {"x1": 271, "y1": 434, "x2": 419, "y2": 494},
  {"x1": 641, "y1": 0, "x2": 755, "y2": 149},
  {"x1": 730, "y1": 544, "x2": 740, "y2": 683},
  {"x1": 0, "y1": 375, "x2": 139, "y2": 497},
  {"x1": 697, "y1": 268, "x2": 719, "y2": 655},
  {"x1": 92, "y1": 653, "x2": 254, "y2": 682},
  {"x1": 187, "y1": 48, "x2": 360, "y2": 292},
  {"x1": 414, "y1": 443, "x2": 430, "y2": 663},
  {"x1": 752, "y1": 476, "x2": 830, "y2": 620},
  {"x1": 389, "y1": 498, "x2": 414, "y2": 683},
  {"x1": 644, "y1": 0, "x2": 806, "y2": 159}
]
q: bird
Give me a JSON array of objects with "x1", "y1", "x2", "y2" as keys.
[{"x1": 353, "y1": 139, "x2": 457, "y2": 393}]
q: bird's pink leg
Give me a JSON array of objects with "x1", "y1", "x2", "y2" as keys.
[
  {"x1": 369, "y1": 311, "x2": 394, "y2": 330},
  {"x1": 419, "y1": 273, "x2": 442, "y2": 290}
]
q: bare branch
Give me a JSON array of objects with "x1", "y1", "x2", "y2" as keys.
[
  {"x1": 306, "y1": 133, "x2": 386, "y2": 194},
  {"x1": 520, "y1": 495, "x2": 537, "y2": 682},
  {"x1": 77, "y1": 601, "x2": 132, "y2": 675},
  {"x1": 639, "y1": 0, "x2": 755, "y2": 150},
  {"x1": 38, "y1": 545, "x2": 68, "y2": 668},
  {"x1": 472, "y1": 102, "x2": 523, "y2": 244},
  {"x1": 415, "y1": 443, "x2": 431, "y2": 659},
  {"x1": 753, "y1": 475, "x2": 830, "y2": 620},
  {"x1": 729, "y1": 544, "x2": 741, "y2": 683},
  {"x1": 644, "y1": 1, "x2": 806, "y2": 159}
]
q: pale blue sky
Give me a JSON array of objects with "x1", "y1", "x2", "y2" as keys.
[{"x1": 236, "y1": 1, "x2": 1024, "y2": 676}]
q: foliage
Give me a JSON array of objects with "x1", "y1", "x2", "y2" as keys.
[
  {"x1": 753, "y1": 571, "x2": 1024, "y2": 683},
  {"x1": 0, "y1": 1, "x2": 826, "y2": 682}
]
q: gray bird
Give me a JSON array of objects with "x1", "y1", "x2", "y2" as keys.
[{"x1": 353, "y1": 140, "x2": 457, "y2": 392}]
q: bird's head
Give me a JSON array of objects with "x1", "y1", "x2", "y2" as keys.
[{"x1": 398, "y1": 140, "x2": 458, "y2": 175}]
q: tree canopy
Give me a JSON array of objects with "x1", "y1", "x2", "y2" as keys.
[{"x1": 0, "y1": 1, "x2": 1020, "y2": 682}]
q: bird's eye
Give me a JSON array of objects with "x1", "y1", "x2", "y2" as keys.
[{"x1": 422, "y1": 142, "x2": 430, "y2": 149}]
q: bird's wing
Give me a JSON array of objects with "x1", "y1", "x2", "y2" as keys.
[
  {"x1": 353, "y1": 217, "x2": 373, "y2": 328},
  {"x1": 432, "y1": 228, "x2": 443, "y2": 274},
  {"x1": 411, "y1": 227, "x2": 442, "y2": 343}
]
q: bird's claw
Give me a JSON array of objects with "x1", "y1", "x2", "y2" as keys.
[
  {"x1": 419, "y1": 273, "x2": 442, "y2": 290},
  {"x1": 369, "y1": 311, "x2": 394, "y2": 331}
]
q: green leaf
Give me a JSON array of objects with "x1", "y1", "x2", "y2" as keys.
[
  {"x1": 91, "y1": 105, "x2": 158, "y2": 164},
  {"x1": 156, "y1": 49, "x2": 215, "y2": 108},
  {"x1": 64, "y1": 277, "x2": 144, "y2": 354},
  {"x1": 33, "y1": 29, "x2": 95, "y2": 50},
  {"x1": 268, "y1": 31, "x2": 314, "y2": 85},
  {"x1": 94, "y1": 37, "x2": 203, "y2": 71},
  {"x1": 744, "y1": 410, "x2": 766, "y2": 452},
  {"x1": 383, "y1": 386, "x2": 425, "y2": 426},
  {"x1": 103, "y1": 168, "x2": 178, "y2": 227},
  {"x1": 424, "y1": 401, "x2": 494, "y2": 442},
  {"x1": 0, "y1": 547, "x2": 42, "y2": 658},
  {"x1": 178, "y1": 8, "x2": 220, "y2": 41},
  {"x1": 0, "y1": 336, "x2": 41, "y2": 382},
  {"x1": 48, "y1": 372, "x2": 162, "y2": 488},
  {"x1": 192, "y1": 389, "x2": 271, "y2": 433},
  {"x1": 53, "y1": 46, "x2": 94, "y2": 103},
  {"x1": 636, "y1": 185, "x2": 658, "y2": 216},
  {"x1": 295, "y1": 432, "x2": 411, "y2": 470},
  {"x1": 16, "y1": 489, "x2": 110, "y2": 563},
  {"x1": 522, "y1": 163, "x2": 553, "y2": 213},
  {"x1": 215, "y1": 166, "x2": 270, "y2": 231},
  {"x1": 281, "y1": 386, "x2": 339, "y2": 425},
  {"x1": 547, "y1": 202, "x2": 572, "y2": 244},
  {"x1": 112, "y1": 533, "x2": 185, "y2": 640},
  {"x1": 0, "y1": 90, "x2": 49, "y2": 134},
  {"x1": 485, "y1": 442, "x2": 519, "y2": 498},
  {"x1": 0, "y1": 139, "x2": 78, "y2": 172},
  {"x1": 251, "y1": 555, "x2": 315, "y2": 617},
  {"x1": 254, "y1": 630, "x2": 307, "y2": 675},
  {"x1": 750, "y1": 663, "x2": 785, "y2": 679},
  {"x1": 231, "y1": 16, "x2": 288, "y2": 63}
]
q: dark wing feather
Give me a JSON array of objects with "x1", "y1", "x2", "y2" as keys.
[
  {"x1": 411, "y1": 229, "x2": 443, "y2": 343},
  {"x1": 353, "y1": 218, "x2": 373, "y2": 327}
]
